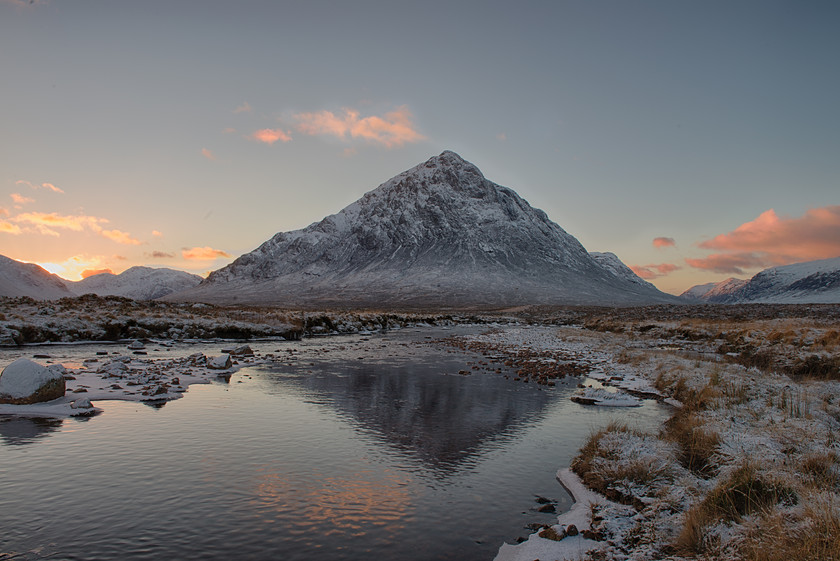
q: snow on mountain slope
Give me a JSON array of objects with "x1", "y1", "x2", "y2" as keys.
[
  {"x1": 173, "y1": 151, "x2": 679, "y2": 308},
  {"x1": 589, "y1": 252, "x2": 657, "y2": 290},
  {"x1": 71, "y1": 267, "x2": 203, "y2": 301},
  {"x1": 680, "y1": 277, "x2": 747, "y2": 301},
  {"x1": 683, "y1": 258, "x2": 840, "y2": 304},
  {"x1": 0, "y1": 255, "x2": 74, "y2": 300}
]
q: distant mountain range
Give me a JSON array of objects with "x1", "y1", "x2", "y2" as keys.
[
  {"x1": 681, "y1": 257, "x2": 840, "y2": 304},
  {"x1": 0, "y1": 259, "x2": 201, "y2": 301},
  {"x1": 4, "y1": 151, "x2": 837, "y2": 308},
  {"x1": 169, "y1": 151, "x2": 677, "y2": 308}
]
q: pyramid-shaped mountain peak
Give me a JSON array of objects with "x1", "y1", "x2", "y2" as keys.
[{"x1": 173, "y1": 152, "x2": 676, "y2": 308}]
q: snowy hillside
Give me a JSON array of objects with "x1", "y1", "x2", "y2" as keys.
[
  {"x1": 71, "y1": 266, "x2": 203, "y2": 301},
  {"x1": 683, "y1": 257, "x2": 840, "y2": 303},
  {"x1": 680, "y1": 277, "x2": 747, "y2": 301},
  {"x1": 173, "y1": 151, "x2": 678, "y2": 308},
  {"x1": 589, "y1": 252, "x2": 657, "y2": 290},
  {"x1": 0, "y1": 255, "x2": 74, "y2": 300}
]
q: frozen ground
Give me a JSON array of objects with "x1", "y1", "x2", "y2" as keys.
[{"x1": 443, "y1": 314, "x2": 840, "y2": 561}]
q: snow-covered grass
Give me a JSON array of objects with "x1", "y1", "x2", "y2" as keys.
[
  {"x1": 447, "y1": 306, "x2": 840, "y2": 561},
  {"x1": 0, "y1": 294, "x2": 502, "y2": 346}
]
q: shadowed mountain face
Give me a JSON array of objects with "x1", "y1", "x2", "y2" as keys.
[
  {"x1": 174, "y1": 151, "x2": 677, "y2": 308},
  {"x1": 0, "y1": 255, "x2": 74, "y2": 300}
]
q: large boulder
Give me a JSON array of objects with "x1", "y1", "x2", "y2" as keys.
[
  {"x1": 207, "y1": 354, "x2": 232, "y2": 370},
  {"x1": 0, "y1": 358, "x2": 66, "y2": 404}
]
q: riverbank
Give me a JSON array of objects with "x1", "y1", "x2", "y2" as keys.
[{"x1": 446, "y1": 317, "x2": 840, "y2": 560}]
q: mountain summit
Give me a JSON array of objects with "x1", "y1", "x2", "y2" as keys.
[{"x1": 175, "y1": 151, "x2": 676, "y2": 308}]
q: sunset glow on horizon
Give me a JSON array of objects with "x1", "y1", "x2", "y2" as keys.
[{"x1": 2, "y1": 1, "x2": 838, "y2": 294}]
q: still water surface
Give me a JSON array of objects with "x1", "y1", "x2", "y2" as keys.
[{"x1": 1, "y1": 327, "x2": 669, "y2": 560}]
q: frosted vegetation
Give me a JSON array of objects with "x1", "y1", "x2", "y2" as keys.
[
  {"x1": 474, "y1": 305, "x2": 840, "y2": 561},
  {"x1": 2, "y1": 298, "x2": 839, "y2": 559}
]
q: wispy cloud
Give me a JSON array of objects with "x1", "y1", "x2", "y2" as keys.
[
  {"x1": 251, "y1": 128, "x2": 292, "y2": 145},
  {"x1": 101, "y1": 229, "x2": 141, "y2": 245},
  {"x1": 234, "y1": 101, "x2": 252, "y2": 114},
  {"x1": 630, "y1": 263, "x2": 680, "y2": 280},
  {"x1": 11, "y1": 193, "x2": 34, "y2": 205},
  {"x1": 0, "y1": 206, "x2": 9, "y2": 217},
  {"x1": 182, "y1": 246, "x2": 232, "y2": 260},
  {"x1": 653, "y1": 237, "x2": 676, "y2": 248},
  {"x1": 0, "y1": 220, "x2": 22, "y2": 234},
  {"x1": 294, "y1": 105, "x2": 424, "y2": 148},
  {"x1": 201, "y1": 147, "x2": 217, "y2": 160},
  {"x1": 11, "y1": 211, "x2": 141, "y2": 245},
  {"x1": 685, "y1": 252, "x2": 782, "y2": 275},
  {"x1": 13, "y1": 211, "x2": 107, "y2": 236},
  {"x1": 152, "y1": 230, "x2": 163, "y2": 237},
  {"x1": 15, "y1": 180, "x2": 64, "y2": 193},
  {"x1": 687, "y1": 206, "x2": 840, "y2": 274},
  {"x1": 147, "y1": 251, "x2": 175, "y2": 259}
]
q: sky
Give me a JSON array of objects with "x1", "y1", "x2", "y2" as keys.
[{"x1": 1, "y1": 0, "x2": 838, "y2": 295}]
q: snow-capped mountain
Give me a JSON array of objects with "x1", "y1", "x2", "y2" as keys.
[
  {"x1": 589, "y1": 252, "x2": 658, "y2": 290},
  {"x1": 0, "y1": 255, "x2": 74, "y2": 300},
  {"x1": 71, "y1": 266, "x2": 203, "y2": 301},
  {"x1": 680, "y1": 277, "x2": 747, "y2": 301},
  {"x1": 174, "y1": 151, "x2": 679, "y2": 308},
  {"x1": 682, "y1": 257, "x2": 840, "y2": 304}
]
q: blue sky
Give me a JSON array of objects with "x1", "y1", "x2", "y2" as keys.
[{"x1": 1, "y1": 0, "x2": 838, "y2": 294}]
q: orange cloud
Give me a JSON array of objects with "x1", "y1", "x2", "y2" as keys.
[
  {"x1": 101, "y1": 229, "x2": 141, "y2": 245},
  {"x1": 201, "y1": 148, "x2": 217, "y2": 160},
  {"x1": 294, "y1": 106, "x2": 424, "y2": 148},
  {"x1": 251, "y1": 128, "x2": 292, "y2": 144},
  {"x1": 630, "y1": 263, "x2": 681, "y2": 279},
  {"x1": 11, "y1": 193, "x2": 34, "y2": 205},
  {"x1": 0, "y1": 206, "x2": 9, "y2": 217},
  {"x1": 152, "y1": 230, "x2": 163, "y2": 237},
  {"x1": 688, "y1": 206, "x2": 840, "y2": 274},
  {"x1": 13, "y1": 211, "x2": 107, "y2": 235},
  {"x1": 0, "y1": 220, "x2": 22, "y2": 234},
  {"x1": 81, "y1": 268, "x2": 114, "y2": 279},
  {"x1": 182, "y1": 246, "x2": 232, "y2": 260},
  {"x1": 653, "y1": 237, "x2": 676, "y2": 248}
]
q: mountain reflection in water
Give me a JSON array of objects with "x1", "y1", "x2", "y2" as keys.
[{"x1": 257, "y1": 339, "x2": 560, "y2": 475}]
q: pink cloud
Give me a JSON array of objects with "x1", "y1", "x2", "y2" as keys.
[
  {"x1": 147, "y1": 251, "x2": 175, "y2": 259},
  {"x1": 101, "y1": 229, "x2": 141, "y2": 245},
  {"x1": 234, "y1": 101, "x2": 252, "y2": 114},
  {"x1": 251, "y1": 128, "x2": 292, "y2": 145},
  {"x1": 630, "y1": 263, "x2": 681, "y2": 279},
  {"x1": 11, "y1": 193, "x2": 34, "y2": 205},
  {"x1": 688, "y1": 206, "x2": 840, "y2": 273},
  {"x1": 15, "y1": 180, "x2": 64, "y2": 193},
  {"x1": 201, "y1": 148, "x2": 217, "y2": 160},
  {"x1": 294, "y1": 106, "x2": 424, "y2": 148},
  {"x1": 653, "y1": 237, "x2": 676, "y2": 248},
  {"x1": 0, "y1": 206, "x2": 9, "y2": 217},
  {"x1": 182, "y1": 246, "x2": 232, "y2": 260}
]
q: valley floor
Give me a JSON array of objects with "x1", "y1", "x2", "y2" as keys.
[{"x1": 2, "y1": 299, "x2": 839, "y2": 560}]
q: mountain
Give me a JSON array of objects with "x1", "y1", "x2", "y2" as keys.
[
  {"x1": 589, "y1": 252, "x2": 658, "y2": 291},
  {"x1": 172, "y1": 151, "x2": 679, "y2": 308},
  {"x1": 0, "y1": 255, "x2": 74, "y2": 300},
  {"x1": 682, "y1": 257, "x2": 840, "y2": 304},
  {"x1": 680, "y1": 277, "x2": 747, "y2": 301},
  {"x1": 71, "y1": 266, "x2": 203, "y2": 300}
]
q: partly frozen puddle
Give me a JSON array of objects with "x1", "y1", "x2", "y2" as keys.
[{"x1": 1, "y1": 326, "x2": 669, "y2": 560}]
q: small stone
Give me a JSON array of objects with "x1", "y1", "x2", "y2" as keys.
[
  {"x1": 565, "y1": 524, "x2": 579, "y2": 536},
  {"x1": 537, "y1": 503, "x2": 556, "y2": 513}
]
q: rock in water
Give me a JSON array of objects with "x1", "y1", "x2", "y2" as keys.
[
  {"x1": 0, "y1": 358, "x2": 66, "y2": 404},
  {"x1": 208, "y1": 354, "x2": 232, "y2": 370}
]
